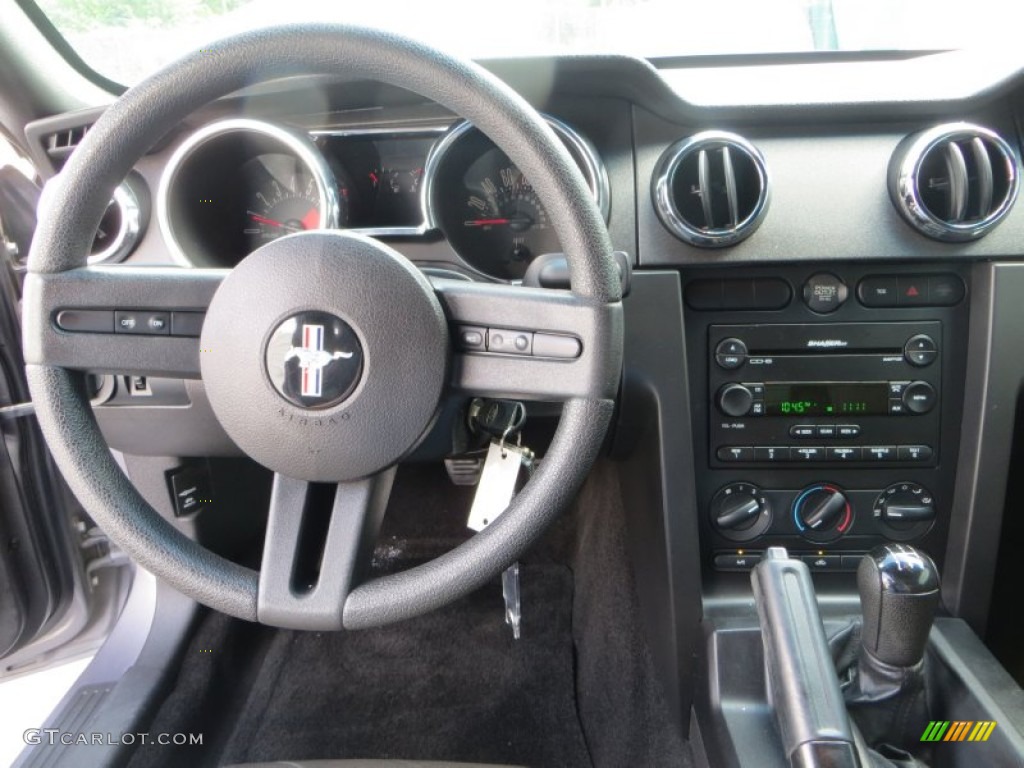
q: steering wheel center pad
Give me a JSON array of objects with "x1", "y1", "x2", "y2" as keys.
[{"x1": 202, "y1": 231, "x2": 448, "y2": 482}]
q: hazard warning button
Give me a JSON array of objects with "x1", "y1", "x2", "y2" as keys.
[{"x1": 897, "y1": 276, "x2": 929, "y2": 306}]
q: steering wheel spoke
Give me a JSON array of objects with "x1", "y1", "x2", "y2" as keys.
[
  {"x1": 258, "y1": 468, "x2": 396, "y2": 630},
  {"x1": 23, "y1": 265, "x2": 226, "y2": 378},
  {"x1": 435, "y1": 279, "x2": 622, "y2": 401}
]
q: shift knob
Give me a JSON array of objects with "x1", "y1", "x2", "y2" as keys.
[{"x1": 857, "y1": 544, "x2": 940, "y2": 668}]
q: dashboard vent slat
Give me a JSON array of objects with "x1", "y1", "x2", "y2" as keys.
[
  {"x1": 697, "y1": 148, "x2": 714, "y2": 228},
  {"x1": 969, "y1": 136, "x2": 993, "y2": 218},
  {"x1": 889, "y1": 122, "x2": 1019, "y2": 242},
  {"x1": 722, "y1": 145, "x2": 740, "y2": 228},
  {"x1": 944, "y1": 141, "x2": 968, "y2": 222},
  {"x1": 43, "y1": 124, "x2": 92, "y2": 163},
  {"x1": 653, "y1": 130, "x2": 770, "y2": 248}
]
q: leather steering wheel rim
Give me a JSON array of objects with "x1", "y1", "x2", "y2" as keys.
[{"x1": 24, "y1": 24, "x2": 623, "y2": 629}]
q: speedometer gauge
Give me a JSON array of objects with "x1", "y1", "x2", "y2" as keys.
[
  {"x1": 458, "y1": 159, "x2": 553, "y2": 276},
  {"x1": 425, "y1": 117, "x2": 609, "y2": 280}
]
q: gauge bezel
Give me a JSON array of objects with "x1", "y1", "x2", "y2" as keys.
[
  {"x1": 309, "y1": 125, "x2": 449, "y2": 238},
  {"x1": 420, "y1": 115, "x2": 610, "y2": 280},
  {"x1": 157, "y1": 118, "x2": 341, "y2": 267},
  {"x1": 422, "y1": 115, "x2": 610, "y2": 233},
  {"x1": 88, "y1": 183, "x2": 141, "y2": 265}
]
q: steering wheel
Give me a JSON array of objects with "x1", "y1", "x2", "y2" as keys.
[{"x1": 23, "y1": 25, "x2": 623, "y2": 630}]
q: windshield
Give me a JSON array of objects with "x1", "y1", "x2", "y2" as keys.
[{"x1": 32, "y1": 0, "x2": 1018, "y2": 86}]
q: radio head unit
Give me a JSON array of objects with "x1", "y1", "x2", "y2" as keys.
[{"x1": 709, "y1": 322, "x2": 941, "y2": 467}]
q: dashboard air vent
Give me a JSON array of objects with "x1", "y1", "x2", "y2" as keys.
[
  {"x1": 889, "y1": 123, "x2": 1019, "y2": 242},
  {"x1": 652, "y1": 131, "x2": 770, "y2": 248},
  {"x1": 44, "y1": 124, "x2": 91, "y2": 162}
]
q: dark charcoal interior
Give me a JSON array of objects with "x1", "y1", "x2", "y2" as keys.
[{"x1": 124, "y1": 464, "x2": 689, "y2": 768}]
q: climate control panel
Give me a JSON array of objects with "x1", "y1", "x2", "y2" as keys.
[{"x1": 709, "y1": 480, "x2": 936, "y2": 559}]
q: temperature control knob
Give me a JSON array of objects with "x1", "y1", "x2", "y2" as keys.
[
  {"x1": 710, "y1": 482, "x2": 770, "y2": 542},
  {"x1": 718, "y1": 383, "x2": 754, "y2": 417},
  {"x1": 793, "y1": 484, "x2": 853, "y2": 543}
]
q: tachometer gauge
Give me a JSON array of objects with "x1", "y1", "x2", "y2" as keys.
[
  {"x1": 241, "y1": 154, "x2": 345, "y2": 251},
  {"x1": 157, "y1": 118, "x2": 342, "y2": 268},
  {"x1": 425, "y1": 117, "x2": 609, "y2": 280}
]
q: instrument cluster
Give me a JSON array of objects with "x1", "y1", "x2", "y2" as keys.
[{"x1": 158, "y1": 116, "x2": 609, "y2": 279}]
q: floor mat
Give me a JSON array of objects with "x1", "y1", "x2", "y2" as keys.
[{"x1": 217, "y1": 563, "x2": 591, "y2": 767}]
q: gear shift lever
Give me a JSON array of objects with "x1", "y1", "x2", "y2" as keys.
[{"x1": 857, "y1": 544, "x2": 940, "y2": 668}]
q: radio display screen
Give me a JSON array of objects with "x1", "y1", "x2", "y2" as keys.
[{"x1": 764, "y1": 382, "x2": 889, "y2": 416}]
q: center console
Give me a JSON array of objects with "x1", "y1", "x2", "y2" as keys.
[{"x1": 682, "y1": 263, "x2": 970, "y2": 587}]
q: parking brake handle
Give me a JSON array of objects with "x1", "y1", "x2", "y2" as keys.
[{"x1": 751, "y1": 547, "x2": 862, "y2": 768}]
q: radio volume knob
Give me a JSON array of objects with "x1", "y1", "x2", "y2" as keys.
[{"x1": 718, "y1": 383, "x2": 754, "y2": 417}]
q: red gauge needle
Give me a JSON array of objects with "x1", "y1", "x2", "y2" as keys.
[
  {"x1": 464, "y1": 218, "x2": 511, "y2": 227},
  {"x1": 250, "y1": 213, "x2": 283, "y2": 227}
]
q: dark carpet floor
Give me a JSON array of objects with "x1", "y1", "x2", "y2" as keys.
[
  {"x1": 125, "y1": 462, "x2": 692, "y2": 768},
  {"x1": 218, "y1": 563, "x2": 589, "y2": 767},
  {"x1": 128, "y1": 563, "x2": 590, "y2": 768}
]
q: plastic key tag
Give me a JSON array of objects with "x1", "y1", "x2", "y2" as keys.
[{"x1": 467, "y1": 441, "x2": 527, "y2": 532}]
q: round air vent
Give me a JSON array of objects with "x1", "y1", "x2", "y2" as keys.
[
  {"x1": 889, "y1": 123, "x2": 1020, "y2": 242},
  {"x1": 652, "y1": 131, "x2": 770, "y2": 248}
]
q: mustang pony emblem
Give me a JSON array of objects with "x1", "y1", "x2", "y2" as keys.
[{"x1": 284, "y1": 324, "x2": 354, "y2": 398}]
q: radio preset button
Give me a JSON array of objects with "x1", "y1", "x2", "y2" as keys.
[
  {"x1": 793, "y1": 446, "x2": 826, "y2": 461},
  {"x1": 715, "y1": 338, "x2": 747, "y2": 370},
  {"x1": 837, "y1": 425, "x2": 861, "y2": 438},
  {"x1": 827, "y1": 446, "x2": 863, "y2": 461},
  {"x1": 866, "y1": 446, "x2": 897, "y2": 461},
  {"x1": 717, "y1": 446, "x2": 754, "y2": 462},
  {"x1": 898, "y1": 445, "x2": 933, "y2": 461},
  {"x1": 790, "y1": 425, "x2": 816, "y2": 438},
  {"x1": 755, "y1": 446, "x2": 791, "y2": 462},
  {"x1": 803, "y1": 273, "x2": 848, "y2": 314},
  {"x1": 902, "y1": 381, "x2": 936, "y2": 414},
  {"x1": 904, "y1": 335, "x2": 938, "y2": 367}
]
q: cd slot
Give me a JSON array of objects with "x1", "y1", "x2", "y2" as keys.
[{"x1": 747, "y1": 347, "x2": 902, "y2": 357}]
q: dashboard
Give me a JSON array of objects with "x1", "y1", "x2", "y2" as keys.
[{"x1": 19, "y1": 50, "x2": 1024, "y2": 610}]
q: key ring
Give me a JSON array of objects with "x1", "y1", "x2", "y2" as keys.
[{"x1": 498, "y1": 403, "x2": 526, "y2": 458}]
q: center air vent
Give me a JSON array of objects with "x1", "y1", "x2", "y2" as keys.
[
  {"x1": 889, "y1": 123, "x2": 1019, "y2": 242},
  {"x1": 652, "y1": 131, "x2": 770, "y2": 248}
]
